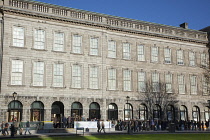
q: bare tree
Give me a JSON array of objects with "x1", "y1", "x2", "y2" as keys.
[{"x1": 140, "y1": 81, "x2": 178, "y2": 120}]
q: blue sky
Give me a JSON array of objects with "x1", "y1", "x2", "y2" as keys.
[{"x1": 36, "y1": 0, "x2": 209, "y2": 30}]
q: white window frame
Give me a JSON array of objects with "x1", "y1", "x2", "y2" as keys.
[
  {"x1": 137, "y1": 45, "x2": 145, "y2": 61},
  {"x1": 152, "y1": 72, "x2": 159, "y2": 92},
  {"x1": 189, "y1": 51, "x2": 196, "y2": 66},
  {"x1": 177, "y1": 50, "x2": 184, "y2": 65},
  {"x1": 90, "y1": 37, "x2": 99, "y2": 56},
  {"x1": 53, "y1": 32, "x2": 64, "y2": 52},
  {"x1": 13, "y1": 26, "x2": 24, "y2": 47},
  {"x1": 178, "y1": 75, "x2": 185, "y2": 94},
  {"x1": 53, "y1": 63, "x2": 64, "y2": 87},
  {"x1": 108, "y1": 68, "x2": 116, "y2": 90},
  {"x1": 72, "y1": 64, "x2": 82, "y2": 88},
  {"x1": 190, "y1": 75, "x2": 197, "y2": 94},
  {"x1": 34, "y1": 29, "x2": 45, "y2": 49},
  {"x1": 89, "y1": 66, "x2": 99, "y2": 89},
  {"x1": 108, "y1": 40, "x2": 116, "y2": 58},
  {"x1": 123, "y1": 69, "x2": 131, "y2": 91},
  {"x1": 151, "y1": 46, "x2": 158, "y2": 62},
  {"x1": 201, "y1": 53, "x2": 207, "y2": 67},
  {"x1": 72, "y1": 34, "x2": 82, "y2": 54},
  {"x1": 165, "y1": 73, "x2": 172, "y2": 93},
  {"x1": 138, "y1": 71, "x2": 146, "y2": 92},
  {"x1": 11, "y1": 60, "x2": 23, "y2": 85},
  {"x1": 203, "y1": 77, "x2": 209, "y2": 95},
  {"x1": 164, "y1": 48, "x2": 171, "y2": 64},
  {"x1": 33, "y1": 61, "x2": 44, "y2": 86},
  {"x1": 123, "y1": 43, "x2": 131, "y2": 60}
]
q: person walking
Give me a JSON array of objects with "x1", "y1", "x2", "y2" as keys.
[
  {"x1": 24, "y1": 121, "x2": 31, "y2": 135},
  {"x1": 100, "y1": 120, "x2": 106, "y2": 133}
]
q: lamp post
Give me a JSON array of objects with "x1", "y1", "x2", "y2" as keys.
[{"x1": 12, "y1": 92, "x2": 17, "y2": 122}]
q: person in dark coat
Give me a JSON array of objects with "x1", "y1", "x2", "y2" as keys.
[
  {"x1": 10, "y1": 124, "x2": 15, "y2": 137},
  {"x1": 97, "y1": 119, "x2": 100, "y2": 133}
]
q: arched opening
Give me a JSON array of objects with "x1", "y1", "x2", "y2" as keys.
[
  {"x1": 124, "y1": 103, "x2": 133, "y2": 120},
  {"x1": 192, "y1": 106, "x2": 200, "y2": 122},
  {"x1": 30, "y1": 101, "x2": 44, "y2": 122},
  {"x1": 167, "y1": 105, "x2": 175, "y2": 122},
  {"x1": 204, "y1": 106, "x2": 210, "y2": 121},
  {"x1": 139, "y1": 104, "x2": 147, "y2": 120},
  {"x1": 108, "y1": 103, "x2": 118, "y2": 120},
  {"x1": 51, "y1": 101, "x2": 64, "y2": 128},
  {"x1": 153, "y1": 104, "x2": 161, "y2": 120},
  {"x1": 180, "y1": 105, "x2": 188, "y2": 121},
  {"x1": 89, "y1": 102, "x2": 100, "y2": 120},
  {"x1": 8, "y1": 100, "x2": 23, "y2": 122},
  {"x1": 71, "y1": 102, "x2": 83, "y2": 120}
]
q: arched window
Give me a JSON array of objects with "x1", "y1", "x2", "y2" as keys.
[
  {"x1": 124, "y1": 103, "x2": 133, "y2": 120},
  {"x1": 108, "y1": 103, "x2": 118, "y2": 120},
  {"x1": 71, "y1": 102, "x2": 83, "y2": 119},
  {"x1": 167, "y1": 105, "x2": 175, "y2": 121},
  {"x1": 180, "y1": 105, "x2": 188, "y2": 121},
  {"x1": 204, "y1": 107, "x2": 210, "y2": 121},
  {"x1": 8, "y1": 100, "x2": 23, "y2": 122},
  {"x1": 192, "y1": 106, "x2": 200, "y2": 122},
  {"x1": 153, "y1": 104, "x2": 161, "y2": 120},
  {"x1": 89, "y1": 102, "x2": 100, "y2": 120},
  {"x1": 139, "y1": 104, "x2": 147, "y2": 120},
  {"x1": 30, "y1": 101, "x2": 44, "y2": 121}
]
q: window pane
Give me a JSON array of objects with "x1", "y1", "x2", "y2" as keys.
[
  {"x1": 90, "y1": 38, "x2": 98, "y2": 55},
  {"x1": 72, "y1": 65, "x2": 82, "y2": 88},
  {"x1": 123, "y1": 43, "x2": 131, "y2": 59},
  {"x1": 34, "y1": 29, "x2": 45, "y2": 49},
  {"x1": 123, "y1": 70, "x2": 131, "y2": 91},
  {"x1": 137, "y1": 45, "x2": 145, "y2": 61},
  {"x1": 13, "y1": 26, "x2": 24, "y2": 47},
  {"x1": 11, "y1": 60, "x2": 23, "y2": 85},
  {"x1": 33, "y1": 62, "x2": 44, "y2": 86},
  {"x1": 108, "y1": 68, "x2": 116, "y2": 90},
  {"x1": 151, "y1": 46, "x2": 158, "y2": 62},
  {"x1": 73, "y1": 35, "x2": 82, "y2": 54},
  {"x1": 108, "y1": 41, "x2": 116, "y2": 58},
  {"x1": 53, "y1": 64, "x2": 63, "y2": 87},
  {"x1": 89, "y1": 66, "x2": 98, "y2": 89},
  {"x1": 164, "y1": 48, "x2": 171, "y2": 64},
  {"x1": 54, "y1": 32, "x2": 64, "y2": 51}
]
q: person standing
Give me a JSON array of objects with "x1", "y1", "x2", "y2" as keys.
[
  {"x1": 1, "y1": 121, "x2": 5, "y2": 136},
  {"x1": 97, "y1": 119, "x2": 100, "y2": 133},
  {"x1": 10, "y1": 124, "x2": 15, "y2": 137},
  {"x1": 24, "y1": 121, "x2": 31, "y2": 135},
  {"x1": 4, "y1": 122, "x2": 9, "y2": 135}
]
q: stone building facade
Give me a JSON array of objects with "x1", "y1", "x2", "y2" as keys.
[{"x1": 0, "y1": 0, "x2": 209, "y2": 124}]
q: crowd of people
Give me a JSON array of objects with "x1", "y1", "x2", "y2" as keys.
[
  {"x1": 0, "y1": 121, "x2": 31, "y2": 137},
  {"x1": 115, "y1": 119, "x2": 210, "y2": 132}
]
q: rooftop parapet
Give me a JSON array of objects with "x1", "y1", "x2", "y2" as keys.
[{"x1": 0, "y1": 0, "x2": 208, "y2": 44}]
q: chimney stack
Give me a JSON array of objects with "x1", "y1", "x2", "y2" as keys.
[{"x1": 180, "y1": 22, "x2": 188, "y2": 29}]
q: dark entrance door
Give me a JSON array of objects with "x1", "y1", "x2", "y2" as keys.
[
  {"x1": 51, "y1": 101, "x2": 64, "y2": 128},
  {"x1": 89, "y1": 102, "x2": 100, "y2": 120},
  {"x1": 108, "y1": 103, "x2": 118, "y2": 120}
]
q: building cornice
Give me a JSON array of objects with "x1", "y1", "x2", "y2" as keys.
[{"x1": 0, "y1": 0, "x2": 208, "y2": 45}]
